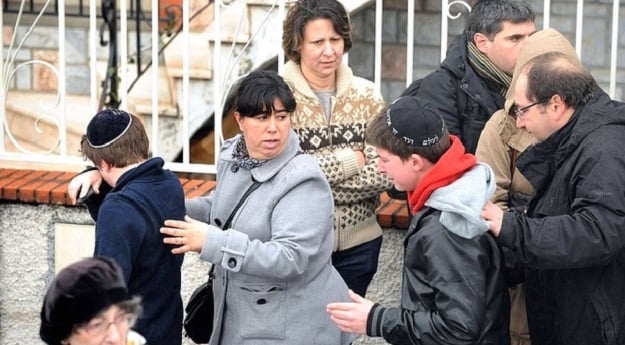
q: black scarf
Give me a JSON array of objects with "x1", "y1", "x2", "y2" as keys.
[{"x1": 232, "y1": 136, "x2": 267, "y2": 170}]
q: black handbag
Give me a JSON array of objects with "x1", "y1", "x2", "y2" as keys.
[
  {"x1": 183, "y1": 271, "x2": 214, "y2": 343},
  {"x1": 183, "y1": 181, "x2": 261, "y2": 343}
]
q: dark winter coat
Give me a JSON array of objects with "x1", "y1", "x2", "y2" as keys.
[
  {"x1": 367, "y1": 206, "x2": 510, "y2": 345},
  {"x1": 87, "y1": 157, "x2": 186, "y2": 345},
  {"x1": 412, "y1": 34, "x2": 504, "y2": 153},
  {"x1": 500, "y1": 91, "x2": 625, "y2": 345}
]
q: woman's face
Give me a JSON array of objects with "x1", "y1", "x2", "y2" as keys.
[
  {"x1": 299, "y1": 18, "x2": 344, "y2": 81},
  {"x1": 63, "y1": 305, "x2": 136, "y2": 345},
  {"x1": 234, "y1": 98, "x2": 291, "y2": 160}
]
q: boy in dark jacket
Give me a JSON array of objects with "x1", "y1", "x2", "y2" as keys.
[
  {"x1": 68, "y1": 109, "x2": 186, "y2": 345},
  {"x1": 327, "y1": 96, "x2": 510, "y2": 345}
]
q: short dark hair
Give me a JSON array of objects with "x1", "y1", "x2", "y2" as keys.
[
  {"x1": 233, "y1": 70, "x2": 296, "y2": 117},
  {"x1": 365, "y1": 109, "x2": 450, "y2": 163},
  {"x1": 80, "y1": 112, "x2": 149, "y2": 168},
  {"x1": 282, "y1": 0, "x2": 353, "y2": 64},
  {"x1": 522, "y1": 51, "x2": 597, "y2": 108},
  {"x1": 465, "y1": 0, "x2": 535, "y2": 41}
]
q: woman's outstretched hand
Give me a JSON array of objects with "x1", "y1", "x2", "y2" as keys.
[{"x1": 161, "y1": 215, "x2": 209, "y2": 254}]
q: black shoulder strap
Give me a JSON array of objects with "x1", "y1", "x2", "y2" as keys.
[
  {"x1": 222, "y1": 180, "x2": 261, "y2": 230},
  {"x1": 208, "y1": 180, "x2": 261, "y2": 276}
]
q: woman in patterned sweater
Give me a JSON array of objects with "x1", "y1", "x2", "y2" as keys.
[{"x1": 281, "y1": 0, "x2": 391, "y2": 296}]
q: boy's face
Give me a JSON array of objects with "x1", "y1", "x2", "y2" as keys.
[{"x1": 375, "y1": 147, "x2": 419, "y2": 192}]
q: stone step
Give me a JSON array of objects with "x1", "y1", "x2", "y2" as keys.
[{"x1": 4, "y1": 92, "x2": 91, "y2": 157}]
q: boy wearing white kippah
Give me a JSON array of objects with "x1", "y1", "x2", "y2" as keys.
[
  {"x1": 68, "y1": 109, "x2": 186, "y2": 345},
  {"x1": 327, "y1": 96, "x2": 510, "y2": 345}
]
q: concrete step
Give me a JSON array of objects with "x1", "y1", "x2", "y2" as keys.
[{"x1": 4, "y1": 92, "x2": 91, "y2": 157}]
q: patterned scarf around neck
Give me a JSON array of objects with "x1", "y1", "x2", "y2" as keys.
[
  {"x1": 232, "y1": 136, "x2": 267, "y2": 170},
  {"x1": 467, "y1": 41, "x2": 512, "y2": 96},
  {"x1": 407, "y1": 136, "x2": 477, "y2": 215}
]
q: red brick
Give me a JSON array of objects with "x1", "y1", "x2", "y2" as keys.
[
  {"x1": 0, "y1": 168, "x2": 410, "y2": 229},
  {"x1": 1, "y1": 169, "x2": 34, "y2": 200},
  {"x1": 15, "y1": 170, "x2": 48, "y2": 203}
]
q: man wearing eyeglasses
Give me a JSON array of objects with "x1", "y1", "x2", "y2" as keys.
[
  {"x1": 481, "y1": 51, "x2": 625, "y2": 345},
  {"x1": 475, "y1": 27, "x2": 581, "y2": 345}
]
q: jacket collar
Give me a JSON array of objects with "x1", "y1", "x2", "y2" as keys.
[
  {"x1": 222, "y1": 129, "x2": 302, "y2": 183},
  {"x1": 282, "y1": 60, "x2": 353, "y2": 99},
  {"x1": 516, "y1": 90, "x2": 619, "y2": 191},
  {"x1": 114, "y1": 157, "x2": 164, "y2": 191}
]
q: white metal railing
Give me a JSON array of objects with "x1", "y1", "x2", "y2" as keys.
[{"x1": 1, "y1": 0, "x2": 623, "y2": 175}]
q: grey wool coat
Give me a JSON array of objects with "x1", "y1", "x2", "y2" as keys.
[{"x1": 186, "y1": 129, "x2": 357, "y2": 345}]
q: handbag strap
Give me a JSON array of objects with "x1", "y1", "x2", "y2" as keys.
[
  {"x1": 222, "y1": 180, "x2": 262, "y2": 230},
  {"x1": 208, "y1": 180, "x2": 261, "y2": 276}
]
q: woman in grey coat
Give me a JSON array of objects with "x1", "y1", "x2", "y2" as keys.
[{"x1": 161, "y1": 71, "x2": 356, "y2": 345}]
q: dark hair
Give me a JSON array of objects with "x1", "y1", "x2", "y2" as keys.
[
  {"x1": 282, "y1": 0, "x2": 353, "y2": 64},
  {"x1": 233, "y1": 70, "x2": 296, "y2": 117},
  {"x1": 80, "y1": 113, "x2": 149, "y2": 168},
  {"x1": 365, "y1": 110, "x2": 450, "y2": 163},
  {"x1": 522, "y1": 51, "x2": 597, "y2": 108},
  {"x1": 465, "y1": 0, "x2": 535, "y2": 41}
]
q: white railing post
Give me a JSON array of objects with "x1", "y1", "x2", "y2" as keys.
[
  {"x1": 213, "y1": 0, "x2": 223, "y2": 166},
  {"x1": 151, "y1": 0, "x2": 160, "y2": 156},
  {"x1": 405, "y1": 0, "x2": 414, "y2": 86},
  {"x1": 1, "y1": 0, "x2": 5, "y2": 152},
  {"x1": 58, "y1": 0, "x2": 67, "y2": 156},
  {"x1": 543, "y1": 0, "x2": 550, "y2": 29},
  {"x1": 575, "y1": 0, "x2": 583, "y2": 57},
  {"x1": 89, "y1": 0, "x2": 98, "y2": 114},
  {"x1": 374, "y1": 0, "x2": 382, "y2": 88},
  {"x1": 181, "y1": 0, "x2": 191, "y2": 164}
]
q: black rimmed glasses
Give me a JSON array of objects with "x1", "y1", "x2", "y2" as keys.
[{"x1": 509, "y1": 101, "x2": 541, "y2": 119}]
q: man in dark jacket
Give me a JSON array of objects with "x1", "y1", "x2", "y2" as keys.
[
  {"x1": 482, "y1": 51, "x2": 625, "y2": 345},
  {"x1": 405, "y1": 0, "x2": 535, "y2": 153},
  {"x1": 328, "y1": 96, "x2": 510, "y2": 345},
  {"x1": 67, "y1": 109, "x2": 186, "y2": 345}
]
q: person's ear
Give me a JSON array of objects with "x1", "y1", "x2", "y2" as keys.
[
  {"x1": 99, "y1": 160, "x2": 112, "y2": 173},
  {"x1": 473, "y1": 32, "x2": 491, "y2": 54},
  {"x1": 550, "y1": 94, "x2": 568, "y2": 120},
  {"x1": 233, "y1": 111, "x2": 243, "y2": 131},
  {"x1": 409, "y1": 153, "x2": 426, "y2": 172}
]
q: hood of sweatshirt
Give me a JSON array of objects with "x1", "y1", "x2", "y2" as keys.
[{"x1": 425, "y1": 162, "x2": 496, "y2": 239}]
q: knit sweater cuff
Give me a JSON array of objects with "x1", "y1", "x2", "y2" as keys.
[{"x1": 335, "y1": 149, "x2": 360, "y2": 179}]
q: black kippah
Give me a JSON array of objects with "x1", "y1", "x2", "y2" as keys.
[
  {"x1": 385, "y1": 96, "x2": 445, "y2": 147},
  {"x1": 86, "y1": 109, "x2": 133, "y2": 148}
]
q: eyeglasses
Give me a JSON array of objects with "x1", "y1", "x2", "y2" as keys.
[
  {"x1": 509, "y1": 101, "x2": 541, "y2": 119},
  {"x1": 78, "y1": 312, "x2": 137, "y2": 337}
]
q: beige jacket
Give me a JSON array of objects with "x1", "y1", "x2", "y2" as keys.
[{"x1": 476, "y1": 28, "x2": 581, "y2": 209}]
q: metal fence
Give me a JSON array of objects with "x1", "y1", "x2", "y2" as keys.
[{"x1": 1, "y1": 0, "x2": 624, "y2": 174}]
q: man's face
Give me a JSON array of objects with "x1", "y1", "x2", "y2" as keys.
[
  {"x1": 513, "y1": 73, "x2": 558, "y2": 143},
  {"x1": 476, "y1": 21, "x2": 536, "y2": 75},
  {"x1": 374, "y1": 147, "x2": 419, "y2": 192}
]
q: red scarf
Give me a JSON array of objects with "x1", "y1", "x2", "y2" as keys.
[{"x1": 407, "y1": 136, "x2": 476, "y2": 215}]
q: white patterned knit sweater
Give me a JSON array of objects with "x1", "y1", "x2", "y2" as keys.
[{"x1": 282, "y1": 61, "x2": 392, "y2": 251}]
